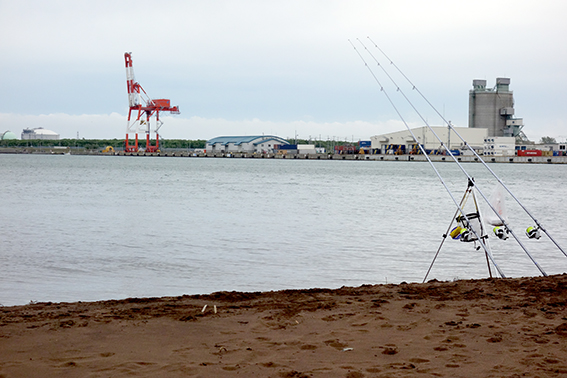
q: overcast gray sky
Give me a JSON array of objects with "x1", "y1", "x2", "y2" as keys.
[{"x1": 1, "y1": 0, "x2": 566, "y2": 142}]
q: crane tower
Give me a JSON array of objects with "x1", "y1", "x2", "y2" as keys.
[{"x1": 124, "y1": 52, "x2": 179, "y2": 152}]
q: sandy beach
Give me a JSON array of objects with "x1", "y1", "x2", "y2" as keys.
[{"x1": 1, "y1": 274, "x2": 566, "y2": 377}]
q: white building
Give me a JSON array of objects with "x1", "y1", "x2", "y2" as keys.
[
  {"x1": 206, "y1": 135, "x2": 289, "y2": 154},
  {"x1": 370, "y1": 126, "x2": 487, "y2": 154},
  {"x1": 483, "y1": 137, "x2": 516, "y2": 156},
  {"x1": 21, "y1": 127, "x2": 60, "y2": 140},
  {"x1": 297, "y1": 144, "x2": 317, "y2": 154}
]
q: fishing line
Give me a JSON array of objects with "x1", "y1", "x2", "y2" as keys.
[
  {"x1": 361, "y1": 38, "x2": 548, "y2": 276},
  {"x1": 348, "y1": 39, "x2": 506, "y2": 278},
  {"x1": 367, "y1": 36, "x2": 566, "y2": 260}
]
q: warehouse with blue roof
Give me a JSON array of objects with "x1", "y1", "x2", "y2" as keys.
[{"x1": 206, "y1": 135, "x2": 290, "y2": 154}]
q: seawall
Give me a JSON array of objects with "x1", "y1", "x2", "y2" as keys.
[{"x1": 2, "y1": 147, "x2": 566, "y2": 164}]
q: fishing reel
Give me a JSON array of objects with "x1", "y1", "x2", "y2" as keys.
[
  {"x1": 449, "y1": 226, "x2": 474, "y2": 243},
  {"x1": 450, "y1": 213, "x2": 482, "y2": 243},
  {"x1": 526, "y1": 226, "x2": 541, "y2": 240},
  {"x1": 493, "y1": 226, "x2": 509, "y2": 240}
]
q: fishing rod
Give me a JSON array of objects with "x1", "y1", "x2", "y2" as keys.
[
  {"x1": 367, "y1": 36, "x2": 567, "y2": 260},
  {"x1": 359, "y1": 39, "x2": 548, "y2": 277},
  {"x1": 348, "y1": 39, "x2": 506, "y2": 278}
]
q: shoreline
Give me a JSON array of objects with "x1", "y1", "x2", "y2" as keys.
[
  {"x1": 2, "y1": 274, "x2": 566, "y2": 377},
  {"x1": 2, "y1": 147, "x2": 567, "y2": 164}
]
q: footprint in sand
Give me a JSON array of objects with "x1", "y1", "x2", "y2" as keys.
[
  {"x1": 345, "y1": 371, "x2": 365, "y2": 378},
  {"x1": 300, "y1": 344, "x2": 317, "y2": 350},
  {"x1": 222, "y1": 365, "x2": 239, "y2": 371},
  {"x1": 409, "y1": 358, "x2": 430, "y2": 364},
  {"x1": 324, "y1": 340, "x2": 347, "y2": 350},
  {"x1": 388, "y1": 362, "x2": 415, "y2": 369},
  {"x1": 260, "y1": 362, "x2": 279, "y2": 368},
  {"x1": 555, "y1": 322, "x2": 567, "y2": 336},
  {"x1": 487, "y1": 336, "x2": 503, "y2": 343}
]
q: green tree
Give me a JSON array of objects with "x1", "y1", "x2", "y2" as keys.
[{"x1": 540, "y1": 136, "x2": 557, "y2": 144}]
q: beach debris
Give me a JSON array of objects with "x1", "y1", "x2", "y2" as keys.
[
  {"x1": 212, "y1": 344, "x2": 228, "y2": 355},
  {"x1": 382, "y1": 346, "x2": 399, "y2": 355},
  {"x1": 342, "y1": 347, "x2": 354, "y2": 352},
  {"x1": 59, "y1": 320, "x2": 75, "y2": 328},
  {"x1": 200, "y1": 304, "x2": 217, "y2": 314}
]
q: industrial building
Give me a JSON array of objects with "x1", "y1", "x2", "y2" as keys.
[
  {"x1": 21, "y1": 128, "x2": 60, "y2": 140},
  {"x1": 206, "y1": 135, "x2": 290, "y2": 154},
  {"x1": 368, "y1": 77, "x2": 533, "y2": 156},
  {"x1": 468, "y1": 78, "x2": 525, "y2": 139},
  {"x1": 370, "y1": 126, "x2": 487, "y2": 155}
]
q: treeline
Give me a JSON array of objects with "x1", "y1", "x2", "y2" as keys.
[{"x1": 0, "y1": 139, "x2": 208, "y2": 149}]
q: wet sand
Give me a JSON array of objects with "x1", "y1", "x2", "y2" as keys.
[{"x1": 1, "y1": 274, "x2": 566, "y2": 377}]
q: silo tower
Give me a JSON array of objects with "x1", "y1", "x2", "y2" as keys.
[{"x1": 468, "y1": 78, "x2": 524, "y2": 138}]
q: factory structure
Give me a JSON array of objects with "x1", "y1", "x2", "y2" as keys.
[
  {"x1": 370, "y1": 78, "x2": 531, "y2": 156},
  {"x1": 468, "y1": 78, "x2": 526, "y2": 140}
]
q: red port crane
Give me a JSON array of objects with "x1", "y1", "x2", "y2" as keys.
[{"x1": 124, "y1": 52, "x2": 179, "y2": 153}]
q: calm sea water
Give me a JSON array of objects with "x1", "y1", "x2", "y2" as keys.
[{"x1": 1, "y1": 154, "x2": 567, "y2": 306}]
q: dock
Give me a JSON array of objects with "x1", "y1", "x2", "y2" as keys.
[{"x1": 2, "y1": 147, "x2": 566, "y2": 164}]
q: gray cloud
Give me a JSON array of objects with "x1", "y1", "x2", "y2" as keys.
[{"x1": 1, "y1": 0, "x2": 565, "y2": 141}]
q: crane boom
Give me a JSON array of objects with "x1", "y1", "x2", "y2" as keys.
[{"x1": 124, "y1": 53, "x2": 139, "y2": 108}]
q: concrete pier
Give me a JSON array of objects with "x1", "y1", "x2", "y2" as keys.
[
  {"x1": 2, "y1": 147, "x2": 566, "y2": 164},
  {"x1": 113, "y1": 151, "x2": 567, "y2": 164}
]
